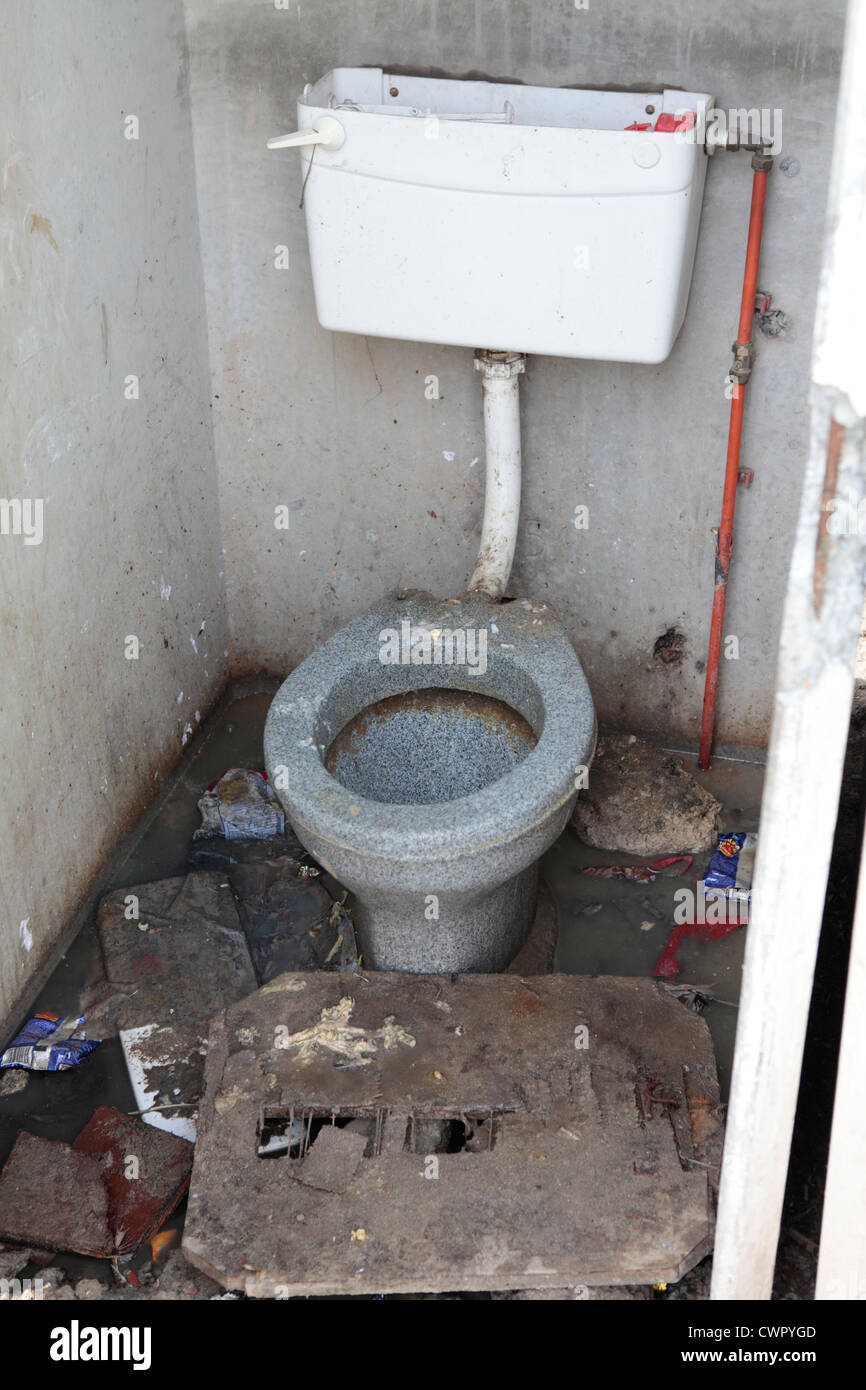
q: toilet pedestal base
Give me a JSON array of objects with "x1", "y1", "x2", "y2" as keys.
[{"x1": 355, "y1": 863, "x2": 539, "y2": 974}]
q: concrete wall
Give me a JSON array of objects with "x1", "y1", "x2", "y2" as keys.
[
  {"x1": 0, "y1": 0, "x2": 847, "y2": 1025},
  {"x1": 0, "y1": 1, "x2": 228, "y2": 1023},
  {"x1": 184, "y1": 0, "x2": 845, "y2": 750}
]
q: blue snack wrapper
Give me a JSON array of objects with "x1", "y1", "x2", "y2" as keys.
[
  {"x1": 702, "y1": 831, "x2": 757, "y2": 900},
  {"x1": 0, "y1": 1012, "x2": 100, "y2": 1072}
]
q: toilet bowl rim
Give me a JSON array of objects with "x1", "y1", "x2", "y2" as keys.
[
  {"x1": 263, "y1": 594, "x2": 597, "y2": 862},
  {"x1": 265, "y1": 714, "x2": 597, "y2": 864}
]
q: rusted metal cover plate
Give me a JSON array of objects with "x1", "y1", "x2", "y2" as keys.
[{"x1": 183, "y1": 972, "x2": 722, "y2": 1295}]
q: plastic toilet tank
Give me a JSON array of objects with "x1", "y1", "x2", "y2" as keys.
[{"x1": 283, "y1": 69, "x2": 713, "y2": 363}]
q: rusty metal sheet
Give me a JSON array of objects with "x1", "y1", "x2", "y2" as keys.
[
  {"x1": 183, "y1": 971, "x2": 722, "y2": 1295},
  {"x1": 72, "y1": 1105, "x2": 193, "y2": 1254}
]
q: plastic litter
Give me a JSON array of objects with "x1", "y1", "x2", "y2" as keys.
[
  {"x1": 194, "y1": 767, "x2": 285, "y2": 841},
  {"x1": 581, "y1": 855, "x2": 693, "y2": 884},
  {"x1": 702, "y1": 831, "x2": 757, "y2": 901},
  {"x1": 0, "y1": 1012, "x2": 100, "y2": 1072},
  {"x1": 649, "y1": 833, "x2": 756, "y2": 979},
  {"x1": 653, "y1": 111, "x2": 696, "y2": 133},
  {"x1": 654, "y1": 914, "x2": 743, "y2": 981}
]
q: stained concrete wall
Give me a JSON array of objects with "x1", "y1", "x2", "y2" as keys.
[
  {"x1": 0, "y1": 0, "x2": 848, "y2": 1026},
  {"x1": 184, "y1": 0, "x2": 845, "y2": 751},
  {"x1": 0, "y1": 1, "x2": 228, "y2": 1024}
]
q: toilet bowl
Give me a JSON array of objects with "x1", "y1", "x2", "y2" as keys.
[{"x1": 264, "y1": 589, "x2": 596, "y2": 972}]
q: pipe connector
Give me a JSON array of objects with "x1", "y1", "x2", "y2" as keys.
[
  {"x1": 474, "y1": 350, "x2": 526, "y2": 380},
  {"x1": 730, "y1": 341, "x2": 755, "y2": 384},
  {"x1": 704, "y1": 126, "x2": 776, "y2": 164}
]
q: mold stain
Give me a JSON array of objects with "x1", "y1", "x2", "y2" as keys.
[{"x1": 27, "y1": 213, "x2": 58, "y2": 252}]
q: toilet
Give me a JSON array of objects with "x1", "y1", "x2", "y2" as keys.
[
  {"x1": 264, "y1": 589, "x2": 596, "y2": 972},
  {"x1": 262, "y1": 69, "x2": 713, "y2": 970}
]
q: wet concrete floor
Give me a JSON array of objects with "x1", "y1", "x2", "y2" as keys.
[
  {"x1": 551, "y1": 753, "x2": 763, "y2": 1099},
  {"x1": 0, "y1": 682, "x2": 763, "y2": 1286}
]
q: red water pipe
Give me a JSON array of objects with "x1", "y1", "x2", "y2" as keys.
[{"x1": 698, "y1": 153, "x2": 773, "y2": 770}]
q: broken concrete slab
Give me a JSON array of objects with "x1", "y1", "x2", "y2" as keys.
[
  {"x1": 97, "y1": 871, "x2": 256, "y2": 1027},
  {"x1": 183, "y1": 971, "x2": 722, "y2": 1296},
  {"x1": 97, "y1": 871, "x2": 258, "y2": 1138},
  {"x1": 0, "y1": 1107, "x2": 192, "y2": 1259},
  {"x1": 0, "y1": 1245, "x2": 34, "y2": 1280},
  {"x1": 120, "y1": 1020, "x2": 205, "y2": 1143},
  {"x1": 0, "y1": 1132, "x2": 110, "y2": 1256},
  {"x1": 189, "y1": 830, "x2": 359, "y2": 975},
  {"x1": 293, "y1": 1125, "x2": 369, "y2": 1194},
  {"x1": 572, "y1": 734, "x2": 722, "y2": 856}
]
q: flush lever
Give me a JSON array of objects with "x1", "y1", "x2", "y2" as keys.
[{"x1": 267, "y1": 116, "x2": 345, "y2": 152}]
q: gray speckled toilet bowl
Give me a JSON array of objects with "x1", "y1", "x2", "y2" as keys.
[{"x1": 264, "y1": 590, "x2": 596, "y2": 972}]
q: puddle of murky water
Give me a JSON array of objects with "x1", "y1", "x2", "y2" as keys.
[
  {"x1": 116, "y1": 691, "x2": 278, "y2": 888},
  {"x1": 547, "y1": 752, "x2": 764, "y2": 1099}
]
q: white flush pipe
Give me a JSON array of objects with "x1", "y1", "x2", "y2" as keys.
[{"x1": 468, "y1": 350, "x2": 525, "y2": 598}]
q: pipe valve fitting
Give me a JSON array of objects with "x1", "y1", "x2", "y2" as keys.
[
  {"x1": 730, "y1": 341, "x2": 755, "y2": 384},
  {"x1": 473, "y1": 350, "x2": 526, "y2": 380},
  {"x1": 751, "y1": 150, "x2": 774, "y2": 173}
]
